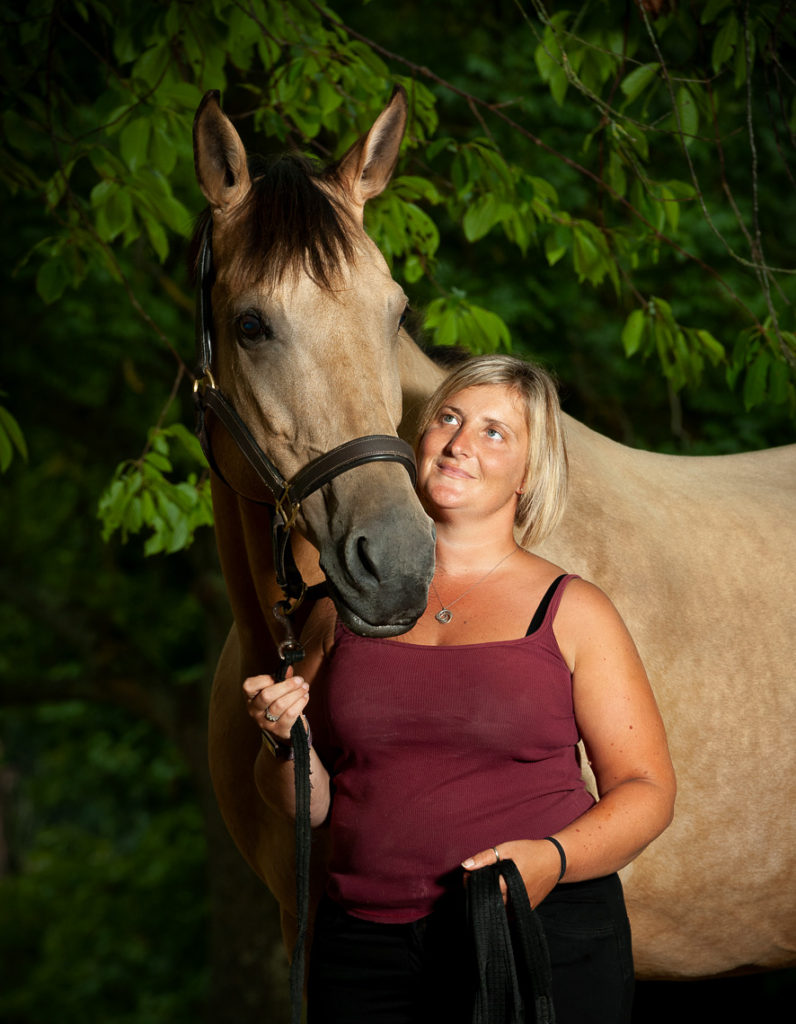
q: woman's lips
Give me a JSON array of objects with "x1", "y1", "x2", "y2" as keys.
[{"x1": 436, "y1": 460, "x2": 472, "y2": 479}]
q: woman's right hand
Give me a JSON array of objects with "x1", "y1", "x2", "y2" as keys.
[{"x1": 243, "y1": 668, "x2": 310, "y2": 744}]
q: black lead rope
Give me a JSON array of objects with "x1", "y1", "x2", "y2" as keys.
[
  {"x1": 467, "y1": 859, "x2": 556, "y2": 1024},
  {"x1": 271, "y1": 644, "x2": 313, "y2": 1024},
  {"x1": 289, "y1": 717, "x2": 311, "y2": 1024}
]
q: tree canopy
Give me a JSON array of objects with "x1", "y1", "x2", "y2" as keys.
[{"x1": 1, "y1": 2, "x2": 794, "y2": 1021}]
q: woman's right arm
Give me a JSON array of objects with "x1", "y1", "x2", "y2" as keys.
[{"x1": 243, "y1": 601, "x2": 335, "y2": 827}]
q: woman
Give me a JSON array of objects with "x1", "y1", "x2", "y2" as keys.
[{"x1": 244, "y1": 355, "x2": 676, "y2": 1023}]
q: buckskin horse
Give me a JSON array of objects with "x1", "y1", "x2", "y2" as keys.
[{"x1": 192, "y1": 87, "x2": 796, "y2": 980}]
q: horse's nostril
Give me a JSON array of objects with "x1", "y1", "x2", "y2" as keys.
[{"x1": 356, "y1": 535, "x2": 379, "y2": 581}]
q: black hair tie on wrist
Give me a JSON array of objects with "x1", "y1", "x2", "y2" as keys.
[{"x1": 544, "y1": 836, "x2": 567, "y2": 881}]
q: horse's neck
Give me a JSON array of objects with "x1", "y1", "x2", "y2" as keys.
[
  {"x1": 397, "y1": 335, "x2": 445, "y2": 442},
  {"x1": 210, "y1": 475, "x2": 323, "y2": 670}
]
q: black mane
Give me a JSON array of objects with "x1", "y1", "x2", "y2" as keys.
[{"x1": 190, "y1": 154, "x2": 356, "y2": 290}]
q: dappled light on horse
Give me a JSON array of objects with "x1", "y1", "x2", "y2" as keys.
[{"x1": 197, "y1": 88, "x2": 796, "y2": 983}]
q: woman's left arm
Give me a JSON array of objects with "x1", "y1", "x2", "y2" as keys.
[{"x1": 463, "y1": 579, "x2": 676, "y2": 907}]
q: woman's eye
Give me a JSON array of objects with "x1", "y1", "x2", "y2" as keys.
[
  {"x1": 441, "y1": 413, "x2": 457, "y2": 425},
  {"x1": 486, "y1": 428, "x2": 504, "y2": 440},
  {"x1": 236, "y1": 311, "x2": 272, "y2": 345}
]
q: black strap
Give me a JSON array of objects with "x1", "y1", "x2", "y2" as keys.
[
  {"x1": 268, "y1": 646, "x2": 312, "y2": 1024},
  {"x1": 525, "y1": 574, "x2": 567, "y2": 636},
  {"x1": 467, "y1": 859, "x2": 556, "y2": 1024},
  {"x1": 289, "y1": 717, "x2": 311, "y2": 1024}
]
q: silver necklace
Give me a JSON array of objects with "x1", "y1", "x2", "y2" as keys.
[{"x1": 431, "y1": 547, "x2": 519, "y2": 624}]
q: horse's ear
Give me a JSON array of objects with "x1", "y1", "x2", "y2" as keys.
[
  {"x1": 334, "y1": 86, "x2": 408, "y2": 211},
  {"x1": 193, "y1": 91, "x2": 252, "y2": 213}
]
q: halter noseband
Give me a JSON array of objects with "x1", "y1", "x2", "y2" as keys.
[{"x1": 192, "y1": 221, "x2": 418, "y2": 617}]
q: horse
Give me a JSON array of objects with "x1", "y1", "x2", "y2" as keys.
[{"x1": 193, "y1": 87, "x2": 796, "y2": 981}]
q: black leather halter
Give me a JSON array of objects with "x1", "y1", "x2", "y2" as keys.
[{"x1": 192, "y1": 220, "x2": 418, "y2": 626}]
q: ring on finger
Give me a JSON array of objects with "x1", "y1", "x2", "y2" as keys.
[
  {"x1": 492, "y1": 846, "x2": 501, "y2": 863},
  {"x1": 264, "y1": 706, "x2": 280, "y2": 723}
]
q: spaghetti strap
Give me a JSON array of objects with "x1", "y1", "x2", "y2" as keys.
[{"x1": 525, "y1": 574, "x2": 568, "y2": 636}]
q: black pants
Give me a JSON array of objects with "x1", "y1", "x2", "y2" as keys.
[{"x1": 307, "y1": 874, "x2": 634, "y2": 1024}]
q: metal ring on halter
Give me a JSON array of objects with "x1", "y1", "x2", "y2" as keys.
[
  {"x1": 265, "y1": 707, "x2": 280, "y2": 723},
  {"x1": 493, "y1": 846, "x2": 501, "y2": 862},
  {"x1": 192, "y1": 367, "x2": 218, "y2": 392},
  {"x1": 274, "y1": 482, "x2": 301, "y2": 530}
]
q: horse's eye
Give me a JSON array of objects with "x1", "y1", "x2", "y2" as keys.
[
  {"x1": 235, "y1": 311, "x2": 272, "y2": 347},
  {"x1": 399, "y1": 305, "x2": 409, "y2": 329}
]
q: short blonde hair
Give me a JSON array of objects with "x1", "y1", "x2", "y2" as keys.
[{"x1": 415, "y1": 355, "x2": 568, "y2": 548}]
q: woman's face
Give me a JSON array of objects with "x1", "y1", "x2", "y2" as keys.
[{"x1": 417, "y1": 384, "x2": 530, "y2": 522}]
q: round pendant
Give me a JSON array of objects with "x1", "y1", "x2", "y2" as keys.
[{"x1": 435, "y1": 608, "x2": 453, "y2": 624}]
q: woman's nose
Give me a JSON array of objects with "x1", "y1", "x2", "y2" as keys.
[{"x1": 446, "y1": 427, "x2": 470, "y2": 456}]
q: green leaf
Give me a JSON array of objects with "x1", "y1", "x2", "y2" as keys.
[
  {"x1": 675, "y1": 86, "x2": 699, "y2": 146},
  {"x1": 104, "y1": 187, "x2": 133, "y2": 240},
  {"x1": 621, "y1": 309, "x2": 647, "y2": 357},
  {"x1": 36, "y1": 258, "x2": 70, "y2": 304},
  {"x1": 0, "y1": 425, "x2": 11, "y2": 472},
  {"x1": 0, "y1": 404, "x2": 28, "y2": 469},
  {"x1": 145, "y1": 451, "x2": 173, "y2": 474},
  {"x1": 467, "y1": 304, "x2": 511, "y2": 353},
  {"x1": 711, "y1": 11, "x2": 738, "y2": 72},
  {"x1": 544, "y1": 225, "x2": 569, "y2": 267},
  {"x1": 660, "y1": 185, "x2": 678, "y2": 234},
  {"x1": 768, "y1": 358, "x2": 790, "y2": 404},
  {"x1": 620, "y1": 62, "x2": 660, "y2": 103},
  {"x1": 462, "y1": 193, "x2": 501, "y2": 242},
  {"x1": 734, "y1": 26, "x2": 754, "y2": 88},
  {"x1": 743, "y1": 351, "x2": 769, "y2": 410},
  {"x1": 149, "y1": 124, "x2": 178, "y2": 175},
  {"x1": 142, "y1": 213, "x2": 169, "y2": 262},
  {"x1": 695, "y1": 329, "x2": 725, "y2": 364},
  {"x1": 606, "y1": 149, "x2": 627, "y2": 198},
  {"x1": 120, "y1": 117, "x2": 151, "y2": 171},
  {"x1": 701, "y1": 0, "x2": 733, "y2": 26},
  {"x1": 392, "y1": 175, "x2": 442, "y2": 204}
]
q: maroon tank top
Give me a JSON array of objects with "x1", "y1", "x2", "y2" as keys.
[{"x1": 312, "y1": 573, "x2": 594, "y2": 923}]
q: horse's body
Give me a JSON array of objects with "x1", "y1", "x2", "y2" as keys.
[{"x1": 195, "y1": 89, "x2": 796, "y2": 981}]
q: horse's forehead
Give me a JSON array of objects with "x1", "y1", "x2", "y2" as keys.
[{"x1": 213, "y1": 225, "x2": 401, "y2": 312}]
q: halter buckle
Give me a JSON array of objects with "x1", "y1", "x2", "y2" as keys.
[
  {"x1": 193, "y1": 368, "x2": 218, "y2": 393},
  {"x1": 274, "y1": 482, "x2": 301, "y2": 531}
]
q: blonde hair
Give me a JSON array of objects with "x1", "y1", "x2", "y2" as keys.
[{"x1": 415, "y1": 355, "x2": 568, "y2": 548}]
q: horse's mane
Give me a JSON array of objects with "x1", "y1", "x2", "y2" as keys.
[{"x1": 190, "y1": 154, "x2": 356, "y2": 291}]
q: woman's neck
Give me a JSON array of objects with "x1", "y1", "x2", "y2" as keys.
[{"x1": 432, "y1": 520, "x2": 519, "y2": 578}]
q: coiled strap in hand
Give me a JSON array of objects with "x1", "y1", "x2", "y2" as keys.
[{"x1": 467, "y1": 859, "x2": 556, "y2": 1024}]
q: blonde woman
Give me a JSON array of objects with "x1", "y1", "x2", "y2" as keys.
[{"x1": 246, "y1": 355, "x2": 676, "y2": 1023}]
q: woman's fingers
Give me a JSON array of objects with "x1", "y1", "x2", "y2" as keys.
[
  {"x1": 461, "y1": 846, "x2": 502, "y2": 871},
  {"x1": 461, "y1": 847, "x2": 509, "y2": 901},
  {"x1": 243, "y1": 670, "x2": 310, "y2": 741}
]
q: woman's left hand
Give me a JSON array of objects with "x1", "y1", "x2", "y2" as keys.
[{"x1": 461, "y1": 838, "x2": 562, "y2": 909}]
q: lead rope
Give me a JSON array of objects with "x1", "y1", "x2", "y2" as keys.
[
  {"x1": 467, "y1": 859, "x2": 556, "y2": 1024},
  {"x1": 289, "y1": 714, "x2": 311, "y2": 1024},
  {"x1": 270, "y1": 599, "x2": 314, "y2": 1024}
]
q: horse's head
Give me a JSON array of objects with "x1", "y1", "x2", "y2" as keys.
[{"x1": 192, "y1": 89, "x2": 436, "y2": 636}]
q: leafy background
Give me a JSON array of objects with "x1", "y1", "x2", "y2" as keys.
[{"x1": 1, "y1": 1, "x2": 794, "y2": 1020}]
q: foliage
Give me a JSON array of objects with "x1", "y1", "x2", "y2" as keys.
[
  {"x1": 0, "y1": 399, "x2": 28, "y2": 472},
  {"x1": 98, "y1": 423, "x2": 213, "y2": 554},
  {"x1": 1, "y1": 3, "x2": 793, "y2": 549},
  {"x1": 0, "y1": 704, "x2": 207, "y2": 1024}
]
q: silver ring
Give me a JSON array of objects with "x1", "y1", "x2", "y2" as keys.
[
  {"x1": 264, "y1": 707, "x2": 280, "y2": 723},
  {"x1": 492, "y1": 846, "x2": 500, "y2": 862}
]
